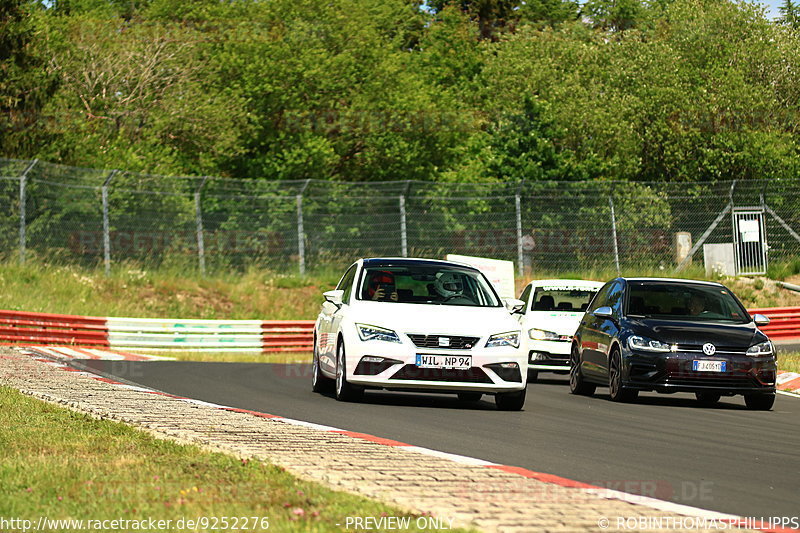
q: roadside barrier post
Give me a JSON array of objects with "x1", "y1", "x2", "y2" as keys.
[
  {"x1": 18, "y1": 159, "x2": 38, "y2": 265},
  {"x1": 297, "y1": 179, "x2": 310, "y2": 276}
]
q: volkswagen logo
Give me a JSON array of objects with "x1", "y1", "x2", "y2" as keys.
[{"x1": 702, "y1": 343, "x2": 716, "y2": 356}]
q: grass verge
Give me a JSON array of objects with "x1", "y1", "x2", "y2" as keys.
[
  {"x1": 0, "y1": 386, "x2": 468, "y2": 533},
  {"x1": 778, "y1": 351, "x2": 800, "y2": 374}
]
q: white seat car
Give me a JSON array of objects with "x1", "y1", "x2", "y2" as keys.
[
  {"x1": 312, "y1": 258, "x2": 528, "y2": 410},
  {"x1": 515, "y1": 279, "x2": 604, "y2": 381}
]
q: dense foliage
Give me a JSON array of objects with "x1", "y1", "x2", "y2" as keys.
[{"x1": 2, "y1": 0, "x2": 800, "y2": 185}]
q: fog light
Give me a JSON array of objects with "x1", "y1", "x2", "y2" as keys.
[
  {"x1": 529, "y1": 352, "x2": 547, "y2": 362},
  {"x1": 354, "y1": 356, "x2": 402, "y2": 376},
  {"x1": 485, "y1": 362, "x2": 522, "y2": 382}
]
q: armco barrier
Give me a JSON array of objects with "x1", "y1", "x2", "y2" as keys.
[
  {"x1": 0, "y1": 310, "x2": 314, "y2": 353},
  {"x1": 0, "y1": 306, "x2": 797, "y2": 353},
  {"x1": 748, "y1": 307, "x2": 800, "y2": 340}
]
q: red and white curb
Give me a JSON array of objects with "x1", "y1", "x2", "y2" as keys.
[
  {"x1": 777, "y1": 371, "x2": 800, "y2": 395},
  {"x1": 30, "y1": 345, "x2": 171, "y2": 362},
  {"x1": 16, "y1": 347, "x2": 798, "y2": 533}
]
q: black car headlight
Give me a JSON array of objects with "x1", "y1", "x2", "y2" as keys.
[
  {"x1": 628, "y1": 335, "x2": 671, "y2": 353},
  {"x1": 356, "y1": 323, "x2": 401, "y2": 344},
  {"x1": 746, "y1": 341, "x2": 773, "y2": 357}
]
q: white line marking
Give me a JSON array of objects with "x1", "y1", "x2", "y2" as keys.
[
  {"x1": 277, "y1": 418, "x2": 343, "y2": 431},
  {"x1": 402, "y1": 446, "x2": 497, "y2": 466}
]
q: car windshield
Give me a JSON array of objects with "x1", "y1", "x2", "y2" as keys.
[
  {"x1": 627, "y1": 282, "x2": 749, "y2": 323},
  {"x1": 357, "y1": 265, "x2": 501, "y2": 307},
  {"x1": 531, "y1": 287, "x2": 598, "y2": 312}
]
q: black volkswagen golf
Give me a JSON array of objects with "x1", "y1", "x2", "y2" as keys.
[{"x1": 571, "y1": 278, "x2": 777, "y2": 410}]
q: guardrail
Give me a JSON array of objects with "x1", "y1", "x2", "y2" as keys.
[
  {"x1": 0, "y1": 310, "x2": 314, "y2": 353},
  {"x1": 0, "y1": 305, "x2": 797, "y2": 353},
  {"x1": 748, "y1": 306, "x2": 800, "y2": 340}
]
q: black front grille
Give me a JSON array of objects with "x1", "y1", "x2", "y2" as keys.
[
  {"x1": 390, "y1": 364, "x2": 492, "y2": 383},
  {"x1": 407, "y1": 334, "x2": 479, "y2": 350},
  {"x1": 663, "y1": 373, "x2": 759, "y2": 388},
  {"x1": 676, "y1": 344, "x2": 748, "y2": 354}
]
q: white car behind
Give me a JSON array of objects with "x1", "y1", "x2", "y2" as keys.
[
  {"x1": 312, "y1": 258, "x2": 528, "y2": 410},
  {"x1": 515, "y1": 279, "x2": 604, "y2": 381}
]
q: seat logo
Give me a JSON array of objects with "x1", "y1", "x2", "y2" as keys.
[
  {"x1": 438, "y1": 337, "x2": 450, "y2": 347},
  {"x1": 702, "y1": 343, "x2": 716, "y2": 356}
]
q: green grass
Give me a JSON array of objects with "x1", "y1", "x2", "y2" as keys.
[
  {"x1": 0, "y1": 261, "x2": 339, "y2": 320},
  {"x1": 0, "y1": 386, "x2": 468, "y2": 533},
  {"x1": 778, "y1": 351, "x2": 800, "y2": 374}
]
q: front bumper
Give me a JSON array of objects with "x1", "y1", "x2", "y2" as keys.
[
  {"x1": 346, "y1": 340, "x2": 527, "y2": 393},
  {"x1": 623, "y1": 350, "x2": 777, "y2": 394},
  {"x1": 527, "y1": 340, "x2": 571, "y2": 371}
]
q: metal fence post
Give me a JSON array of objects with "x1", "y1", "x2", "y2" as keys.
[
  {"x1": 102, "y1": 170, "x2": 118, "y2": 276},
  {"x1": 609, "y1": 196, "x2": 620, "y2": 275},
  {"x1": 297, "y1": 179, "x2": 311, "y2": 276},
  {"x1": 195, "y1": 177, "x2": 209, "y2": 276},
  {"x1": 515, "y1": 194, "x2": 523, "y2": 278},
  {"x1": 18, "y1": 159, "x2": 38, "y2": 265},
  {"x1": 400, "y1": 195, "x2": 408, "y2": 257}
]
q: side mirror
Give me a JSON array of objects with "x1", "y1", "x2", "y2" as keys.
[
  {"x1": 594, "y1": 306, "x2": 614, "y2": 319},
  {"x1": 323, "y1": 289, "x2": 344, "y2": 307},
  {"x1": 753, "y1": 313, "x2": 770, "y2": 327},
  {"x1": 503, "y1": 298, "x2": 526, "y2": 313}
]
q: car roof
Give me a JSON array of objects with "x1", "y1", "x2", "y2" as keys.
[
  {"x1": 361, "y1": 257, "x2": 481, "y2": 271},
  {"x1": 526, "y1": 279, "x2": 605, "y2": 288},
  {"x1": 622, "y1": 277, "x2": 725, "y2": 287}
]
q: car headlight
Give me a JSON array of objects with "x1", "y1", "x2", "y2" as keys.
[
  {"x1": 628, "y1": 335, "x2": 671, "y2": 353},
  {"x1": 529, "y1": 328, "x2": 561, "y2": 341},
  {"x1": 355, "y1": 323, "x2": 402, "y2": 344},
  {"x1": 486, "y1": 331, "x2": 520, "y2": 348},
  {"x1": 746, "y1": 341, "x2": 773, "y2": 357}
]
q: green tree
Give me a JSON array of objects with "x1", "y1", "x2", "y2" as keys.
[
  {"x1": 0, "y1": 0, "x2": 57, "y2": 157},
  {"x1": 778, "y1": 0, "x2": 800, "y2": 27}
]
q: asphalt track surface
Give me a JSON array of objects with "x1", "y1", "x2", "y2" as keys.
[{"x1": 77, "y1": 358, "x2": 800, "y2": 519}]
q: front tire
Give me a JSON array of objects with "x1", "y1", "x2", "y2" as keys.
[
  {"x1": 744, "y1": 393, "x2": 775, "y2": 411},
  {"x1": 569, "y1": 344, "x2": 596, "y2": 396},
  {"x1": 495, "y1": 388, "x2": 526, "y2": 411},
  {"x1": 311, "y1": 341, "x2": 331, "y2": 393},
  {"x1": 335, "y1": 340, "x2": 363, "y2": 402},
  {"x1": 608, "y1": 350, "x2": 638, "y2": 403}
]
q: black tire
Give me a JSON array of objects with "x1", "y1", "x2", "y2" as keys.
[
  {"x1": 569, "y1": 344, "x2": 596, "y2": 396},
  {"x1": 495, "y1": 388, "x2": 526, "y2": 411},
  {"x1": 335, "y1": 341, "x2": 363, "y2": 402},
  {"x1": 457, "y1": 392, "x2": 482, "y2": 402},
  {"x1": 608, "y1": 350, "x2": 638, "y2": 403},
  {"x1": 695, "y1": 391, "x2": 721, "y2": 405},
  {"x1": 744, "y1": 393, "x2": 775, "y2": 411},
  {"x1": 311, "y1": 340, "x2": 332, "y2": 393},
  {"x1": 527, "y1": 369, "x2": 539, "y2": 383}
]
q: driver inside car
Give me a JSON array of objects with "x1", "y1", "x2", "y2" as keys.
[
  {"x1": 434, "y1": 271, "x2": 473, "y2": 304},
  {"x1": 366, "y1": 271, "x2": 399, "y2": 302}
]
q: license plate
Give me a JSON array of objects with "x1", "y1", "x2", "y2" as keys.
[
  {"x1": 415, "y1": 354, "x2": 471, "y2": 370},
  {"x1": 692, "y1": 360, "x2": 726, "y2": 372}
]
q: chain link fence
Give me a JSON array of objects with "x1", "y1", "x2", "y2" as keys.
[{"x1": 1, "y1": 158, "x2": 798, "y2": 277}]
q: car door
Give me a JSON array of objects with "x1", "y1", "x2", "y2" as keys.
[
  {"x1": 590, "y1": 280, "x2": 625, "y2": 378},
  {"x1": 319, "y1": 263, "x2": 357, "y2": 373},
  {"x1": 580, "y1": 281, "x2": 615, "y2": 378}
]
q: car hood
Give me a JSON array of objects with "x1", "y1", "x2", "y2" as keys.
[
  {"x1": 350, "y1": 301, "x2": 519, "y2": 338},
  {"x1": 626, "y1": 318, "x2": 765, "y2": 347},
  {"x1": 524, "y1": 311, "x2": 584, "y2": 336}
]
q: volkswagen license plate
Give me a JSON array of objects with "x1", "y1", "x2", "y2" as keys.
[
  {"x1": 692, "y1": 360, "x2": 726, "y2": 372},
  {"x1": 416, "y1": 354, "x2": 471, "y2": 369}
]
